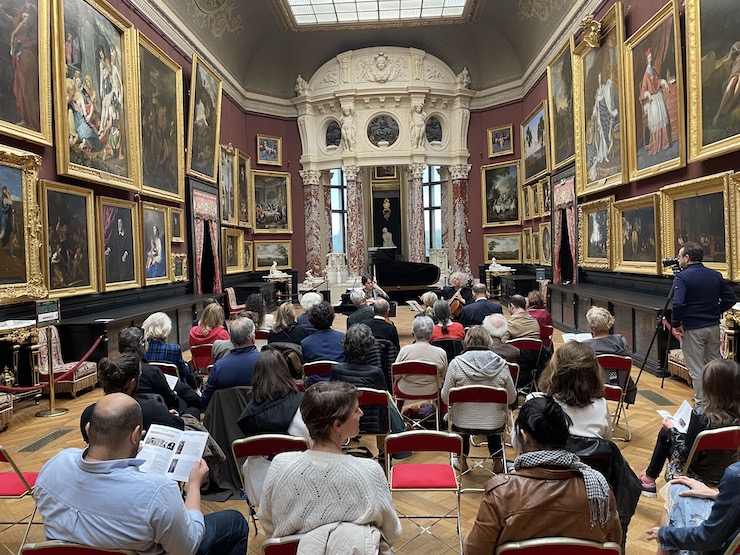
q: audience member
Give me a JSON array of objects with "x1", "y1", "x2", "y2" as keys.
[
  {"x1": 347, "y1": 288, "x2": 374, "y2": 327},
  {"x1": 142, "y1": 312, "x2": 193, "y2": 384},
  {"x1": 483, "y1": 313, "x2": 520, "y2": 363},
  {"x1": 365, "y1": 298, "x2": 400, "y2": 349},
  {"x1": 246, "y1": 293, "x2": 275, "y2": 333},
  {"x1": 503, "y1": 295, "x2": 540, "y2": 341},
  {"x1": 268, "y1": 302, "x2": 309, "y2": 345},
  {"x1": 430, "y1": 300, "x2": 465, "y2": 341},
  {"x1": 459, "y1": 283, "x2": 503, "y2": 327},
  {"x1": 297, "y1": 291, "x2": 322, "y2": 334},
  {"x1": 300, "y1": 301, "x2": 345, "y2": 365},
  {"x1": 394, "y1": 316, "x2": 448, "y2": 397},
  {"x1": 526, "y1": 290, "x2": 553, "y2": 328},
  {"x1": 583, "y1": 306, "x2": 630, "y2": 356},
  {"x1": 330, "y1": 324, "x2": 388, "y2": 391},
  {"x1": 417, "y1": 291, "x2": 439, "y2": 321},
  {"x1": 189, "y1": 303, "x2": 230, "y2": 371},
  {"x1": 361, "y1": 274, "x2": 389, "y2": 302}
]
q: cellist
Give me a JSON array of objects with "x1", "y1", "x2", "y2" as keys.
[{"x1": 441, "y1": 271, "x2": 474, "y2": 320}]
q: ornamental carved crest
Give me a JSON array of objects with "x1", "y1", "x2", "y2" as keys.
[{"x1": 355, "y1": 51, "x2": 407, "y2": 84}]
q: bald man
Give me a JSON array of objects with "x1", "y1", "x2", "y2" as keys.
[{"x1": 35, "y1": 393, "x2": 248, "y2": 554}]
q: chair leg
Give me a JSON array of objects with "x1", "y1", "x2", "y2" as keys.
[{"x1": 17, "y1": 506, "x2": 36, "y2": 555}]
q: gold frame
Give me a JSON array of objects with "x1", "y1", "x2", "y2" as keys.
[
  {"x1": 0, "y1": 146, "x2": 46, "y2": 304},
  {"x1": 41, "y1": 180, "x2": 98, "y2": 298},
  {"x1": 256, "y1": 134, "x2": 283, "y2": 166},
  {"x1": 243, "y1": 238, "x2": 252, "y2": 271},
  {"x1": 521, "y1": 100, "x2": 551, "y2": 184},
  {"x1": 170, "y1": 207, "x2": 184, "y2": 242},
  {"x1": 171, "y1": 253, "x2": 188, "y2": 282},
  {"x1": 487, "y1": 124, "x2": 514, "y2": 158},
  {"x1": 578, "y1": 195, "x2": 614, "y2": 270},
  {"x1": 135, "y1": 31, "x2": 185, "y2": 202},
  {"x1": 254, "y1": 240, "x2": 292, "y2": 270},
  {"x1": 731, "y1": 173, "x2": 740, "y2": 282},
  {"x1": 141, "y1": 201, "x2": 171, "y2": 285},
  {"x1": 237, "y1": 150, "x2": 253, "y2": 228},
  {"x1": 0, "y1": 0, "x2": 52, "y2": 146},
  {"x1": 373, "y1": 165, "x2": 397, "y2": 180},
  {"x1": 252, "y1": 169, "x2": 293, "y2": 234},
  {"x1": 612, "y1": 193, "x2": 661, "y2": 275},
  {"x1": 186, "y1": 54, "x2": 223, "y2": 184},
  {"x1": 96, "y1": 196, "x2": 142, "y2": 292},
  {"x1": 222, "y1": 227, "x2": 243, "y2": 274},
  {"x1": 522, "y1": 185, "x2": 532, "y2": 221},
  {"x1": 220, "y1": 144, "x2": 238, "y2": 226},
  {"x1": 484, "y1": 233, "x2": 522, "y2": 264},
  {"x1": 532, "y1": 231, "x2": 540, "y2": 264},
  {"x1": 686, "y1": 0, "x2": 740, "y2": 162},
  {"x1": 52, "y1": 0, "x2": 139, "y2": 191},
  {"x1": 547, "y1": 37, "x2": 576, "y2": 170},
  {"x1": 623, "y1": 0, "x2": 685, "y2": 182},
  {"x1": 531, "y1": 185, "x2": 540, "y2": 218},
  {"x1": 573, "y1": 2, "x2": 627, "y2": 196},
  {"x1": 539, "y1": 222, "x2": 552, "y2": 265},
  {"x1": 660, "y1": 172, "x2": 732, "y2": 278},
  {"x1": 522, "y1": 227, "x2": 533, "y2": 263},
  {"x1": 481, "y1": 160, "x2": 522, "y2": 227}
]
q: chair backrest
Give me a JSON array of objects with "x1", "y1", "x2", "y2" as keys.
[
  {"x1": 723, "y1": 530, "x2": 740, "y2": 555},
  {"x1": 150, "y1": 362, "x2": 179, "y2": 377},
  {"x1": 21, "y1": 540, "x2": 137, "y2": 554},
  {"x1": 225, "y1": 287, "x2": 242, "y2": 310},
  {"x1": 385, "y1": 430, "x2": 462, "y2": 457},
  {"x1": 302, "y1": 360, "x2": 337, "y2": 378},
  {"x1": 683, "y1": 425, "x2": 740, "y2": 475},
  {"x1": 506, "y1": 338, "x2": 543, "y2": 354},
  {"x1": 507, "y1": 362, "x2": 520, "y2": 388},
  {"x1": 596, "y1": 354, "x2": 633, "y2": 389},
  {"x1": 603, "y1": 384, "x2": 623, "y2": 402},
  {"x1": 495, "y1": 537, "x2": 622, "y2": 554},
  {"x1": 231, "y1": 434, "x2": 310, "y2": 461},
  {"x1": 447, "y1": 386, "x2": 509, "y2": 430},
  {"x1": 0, "y1": 445, "x2": 35, "y2": 496},
  {"x1": 430, "y1": 338, "x2": 464, "y2": 362},
  {"x1": 189, "y1": 343, "x2": 213, "y2": 373},
  {"x1": 357, "y1": 387, "x2": 392, "y2": 435},
  {"x1": 391, "y1": 360, "x2": 438, "y2": 379},
  {"x1": 254, "y1": 330, "x2": 269, "y2": 341},
  {"x1": 37, "y1": 325, "x2": 64, "y2": 372},
  {"x1": 262, "y1": 534, "x2": 305, "y2": 555},
  {"x1": 540, "y1": 324, "x2": 555, "y2": 348}
]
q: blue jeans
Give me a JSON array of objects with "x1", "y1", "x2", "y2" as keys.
[{"x1": 197, "y1": 510, "x2": 249, "y2": 555}]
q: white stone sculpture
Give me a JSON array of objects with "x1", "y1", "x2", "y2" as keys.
[
  {"x1": 411, "y1": 102, "x2": 426, "y2": 148},
  {"x1": 381, "y1": 227, "x2": 395, "y2": 247},
  {"x1": 340, "y1": 107, "x2": 356, "y2": 151}
]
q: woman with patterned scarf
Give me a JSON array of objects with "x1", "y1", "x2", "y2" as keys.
[{"x1": 465, "y1": 395, "x2": 622, "y2": 554}]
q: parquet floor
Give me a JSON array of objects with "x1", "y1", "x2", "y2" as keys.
[{"x1": 0, "y1": 303, "x2": 696, "y2": 555}]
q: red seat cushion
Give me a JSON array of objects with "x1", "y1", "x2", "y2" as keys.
[
  {"x1": 0, "y1": 471, "x2": 38, "y2": 497},
  {"x1": 391, "y1": 464, "x2": 457, "y2": 489}
]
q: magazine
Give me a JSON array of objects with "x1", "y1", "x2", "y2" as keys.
[
  {"x1": 136, "y1": 424, "x2": 208, "y2": 482},
  {"x1": 656, "y1": 400, "x2": 693, "y2": 434}
]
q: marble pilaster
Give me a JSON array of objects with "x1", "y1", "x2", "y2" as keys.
[
  {"x1": 299, "y1": 169, "x2": 322, "y2": 275},
  {"x1": 406, "y1": 163, "x2": 426, "y2": 262},
  {"x1": 450, "y1": 164, "x2": 472, "y2": 271},
  {"x1": 344, "y1": 165, "x2": 365, "y2": 278},
  {"x1": 439, "y1": 167, "x2": 450, "y2": 249}
]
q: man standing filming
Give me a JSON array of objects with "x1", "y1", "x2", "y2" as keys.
[{"x1": 671, "y1": 242, "x2": 736, "y2": 405}]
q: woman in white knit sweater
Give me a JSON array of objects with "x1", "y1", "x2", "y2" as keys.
[{"x1": 258, "y1": 381, "x2": 402, "y2": 545}]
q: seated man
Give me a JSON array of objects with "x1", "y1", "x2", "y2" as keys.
[
  {"x1": 503, "y1": 295, "x2": 541, "y2": 341},
  {"x1": 347, "y1": 288, "x2": 374, "y2": 327},
  {"x1": 365, "y1": 298, "x2": 400, "y2": 350},
  {"x1": 459, "y1": 283, "x2": 503, "y2": 327},
  {"x1": 37, "y1": 393, "x2": 248, "y2": 554},
  {"x1": 483, "y1": 313, "x2": 520, "y2": 363},
  {"x1": 301, "y1": 301, "x2": 345, "y2": 364}
]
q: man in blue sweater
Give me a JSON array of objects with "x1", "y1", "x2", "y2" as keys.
[{"x1": 671, "y1": 242, "x2": 736, "y2": 405}]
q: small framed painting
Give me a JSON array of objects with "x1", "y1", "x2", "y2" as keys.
[
  {"x1": 98, "y1": 196, "x2": 142, "y2": 291},
  {"x1": 257, "y1": 134, "x2": 282, "y2": 166},
  {"x1": 243, "y1": 238, "x2": 252, "y2": 271},
  {"x1": 522, "y1": 227, "x2": 533, "y2": 263},
  {"x1": 539, "y1": 222, "x2": 552, "y2": 265},
  {"x1": 254, "y1": 240, "x2": 292, "y2": 270},
  {"x1": 612, "y1": 193, "x2": 661, "y2": 275},
  {"x1": 487, "y1": 124, "x2": 514, "y2": 158},
  {"x1": 578, "y1": 196, "x2": 613, "y2": 270},
  {"x1": 374, "y1": 165, "x2": 397, "y2": 180},
  {"x1": 171, "y1": 253, "x2": 188, "y2": 282},
  {"x1": 237, "y1": 150, "x2": 252, "y2": 228},
  {"x1": 222, "y1": 227, "x2": 243, "y2": 274},
  {"x1": 141, "y1": 202, "x2": 171, "y2": 284},
  {"x1": 532, "y1": 231, "x2": 540, "y2": 264},
  {"x1": 170, "y1": 207, "x2": 184, "y2": 243},
  {"x1": 484, "y1": 233, "x2": 522, "y2": 265}
]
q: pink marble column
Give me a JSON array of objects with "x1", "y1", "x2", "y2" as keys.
[
  {"x1": 439, "y1": 167, "x2": 450, "y2": 249},
  {"x1": 344, "y1": 165, "x2": 365, "y2": 278},
  {"x1": 450, "y1": 164, "x2": 472, "y2": 271},
  {"x1": 407, "y1": 163, "x2": 426, "y2": 262},
  {"x1": 299, "y1": 169, "x2": 322, "y2": 275},
  {"x1": 322, "y1": 171, "x2": 333, "y2": 256}
]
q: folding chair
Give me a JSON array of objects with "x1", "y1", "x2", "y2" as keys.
[
  {"x1": 189, "y1": 344, "x2": 213, "y2": 374},
  {"x1": 596, "y1": 355, "x2": 633, "y2": 442},
  {"x1": 20, "y1": 541, "x2": 137, "y2": 554},
  {"x1": 254, "y1": 330, "x2": 269, "y2": 341},
  {"x1": 507, "y1": 338, "x2": 543, "y2": 395},
  {"x1": 224, "y1": 287, "x2": 246, "y2": 318},
  {"x1": 507, "y1": 362, "x2": 520, "y2": 390},
  {"x1": 540, "y1": 324, "x2": 555, "y2": 349},
  {"x1": 391, "y1": 360, "x2": 441, "y2": 430},
  {"x1": 302, "y1": 360, "x2": 336, "y2": 387},
  {"x1": 682, "y1": 425, "x2": 740, "y2": 476},
  {"x1": 149, "y1": 362, "x2": 178, "y2": 378},
  {"x1": 495, "y1": 537, "x2": 622, "y2": 554},
  {"x1": 0, "y1": 446, "x2": 39, "y2": 555},
  {"x1": 723, "y1": 531, "x2": 740, "y2": 555},
  {"x1": 261, "y1": 534, "x2": 304, "y2": 555},
  {"x1": 357, "y1": 388, "x2": 393, "y2": 459},
  {"x1": 385, "y1": 431, "x2": 463, "y2": 553}
]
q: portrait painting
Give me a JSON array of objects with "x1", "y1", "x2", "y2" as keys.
[
  {"x1": 523, "y1": 185, "x2": 531, "y2": 220},
  {"x1": 237, "y1": 150, "x2": 251, "y2": 227},
  {"x1": 219, "y1": 144, "x2": 237, "y2": 226},
  {"x1": 97, "y1": 196, "x2": 141, "y2": 291},
  {"x1": 573, "y1": 2, "x2": 627, "y2": 196},
  {"x1": 170, "y1": 207, "x2": 184, "y2": 242},
  {"x1": 540, "y1": 222, "x2": 552, "y2": 265},
  {"x1": 256, "y1": 134, "x2": 282, "y2": 166},
  {"x1": 243, "y1": 238, "x2": 252, "y2": 271},
  {"x1": 52, "y1": 0, "x2": 137, "y2": 191},
  {"x1": 531, "y1": 185, "x2": 540, "y2": 218},
  {"x1": 578, "y1": 196, "x2": 613, "y2": 270},
  {"x1": 541, "y1": 178, "x2": 552, "y2": 215},
  {"x1": 171, "y1": 253, "x2": 187, "y2": 282},
  {"x1": 686, "y1": 0, "x2": 740, "y2": 161},
  {"x1": 548, "y1": 38, "x2": 575, "y2": 169},
  {"x1": 481, "y1": 160, "x2": 521, "y2": 227},
  {"x1": 222, "y1": 227, "x2": 242, "y2": 274},
  {"x1": 484, "y1": 233, "x2": 521, "y2": 264},
  {"x1": 41, "y1": 180, "x2": 97, "y2": 297},
  {"x1": 374, "y1": 165, "x2": 397, "y2": 180},
  {"x1": 254, "y1": 240, "x2": 291, "y2": 270},
  {"x1": 0, "y1": 0, "x2": 52, "y2": 146},
  {"x1": 532, "y1": 231, "x2": 540, "y2": 264},
  {"x1": 141, "y1": 202, "x2": 170, "y2": 284},
  {"x1": 521, "y1": 101, "x2": 550, "y2": 183},
  {"x1": 186, "y1": 54, "x2": 222, "y2": 183},
  {"x1": 613, "y1": 193, "x2": 660, "y2": 275},
  {"x1": 252, "y1": 170, "x2": 292, "y2": 234},
  {"x1": 487, "y1": 124, "x2": 514, "y2": 158},
  {"x1": 522, "y1": 227, "x2": 533, "y2": 263},
  {"x1": 137, "y1": 32, "x2": 184, "y2": 202}
]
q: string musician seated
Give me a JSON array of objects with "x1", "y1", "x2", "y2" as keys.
[{"x1": 441, "y1": 271, "x2": 475, "y2": 320}]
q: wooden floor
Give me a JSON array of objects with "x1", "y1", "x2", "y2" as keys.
[{"x1": 0, "y1": 303, "x2": 695, "y2": 555}]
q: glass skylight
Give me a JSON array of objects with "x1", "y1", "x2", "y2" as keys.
[{"x1": 283, "y1": 0, "x2": 470, "y2": 26}]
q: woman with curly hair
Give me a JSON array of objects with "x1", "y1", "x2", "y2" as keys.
[{"x1": 245, "y1": 293, "x2": 275, "y2": 333}]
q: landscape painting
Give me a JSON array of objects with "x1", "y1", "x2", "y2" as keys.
[
  {"x1": 521, "y1": 101, "x2": 550, "y2": 183},
  {"x1": 481, "y1": 161, "x2": 521, "y2": 227},
  {"x1": 484, "y1": 233, "x2": 521, "y2": 264},
  {"x1": 254, "y1": 240, "x2": 291, "y2": 270}
]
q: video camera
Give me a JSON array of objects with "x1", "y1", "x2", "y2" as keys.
[{"x1": 661, "y1": 257, "x2": 679, "y2": 267}]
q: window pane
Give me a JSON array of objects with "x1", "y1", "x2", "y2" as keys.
[
  {"x1": 431, "y1": 183, "x2": 440, "y2": 206},
  {"x1": 332, "y1": 213, "x2": 345, "y2": 253},
  {"x1": 423, "y1": 185, "x2": 429, "y2": 206},
  {"x1": 433, "y1": 210, "x2": 442, "y2": 248},
  {"x1": 331, "y1": 187, "x2": 342, "y2": 208},
  {"x1": 330, "y1": 169, "x2": 342, "y2": 185}
]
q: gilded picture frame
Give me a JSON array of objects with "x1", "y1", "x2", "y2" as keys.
[
  {"x1": 539, "y1": 222, "x2": 552, "y2": 265},
  {"x1": 531, "y1": 185, "x2": 540, "y2": 218},
  {"x1": 97, "y1": 196, "x2": 141, "y2": 292},
  {"x1": 532, "y1": 231, "x2": 540, "y2": 264},
  {"x1": 141, "y1": 202, "x2": 171, "y2": 285},
  {"x1": 257, "y1": 134, "x2": 282, "y2": 166},
  {"x1": 487, "y1": 124, "x2": 514, "y2": 158},
  {"x1": 547, "y1": 38, "x2": 576, "y2": 170},
  {"x1": 0, "y1": 0, "x2": 53, "y2": 146},
  {"x1": 252, "y1": 170, "x2": 292, "y2": 234},
  {"x1": 373, "y1": 165, "x2": 397, "y2": 180},
  {"x1": 522, "y1": 227, "x2": 533, "y2": 263},
  {"x1": 612, "y1": 193, "x2": 661, "y2": 275},
  {"x1": 730, "y1": 173, "x2": 740, "y2": 282},
  {"x1": 484, "y1": 233, "x2": 522, "y2": 265},
  {"x1": 219, "y1": 144, "x2": 237, "y2": 226},
  {"x1": 0, "y1": 145, "x2": 46, "y2": 304},
  {"x1": 135, "y1": 31, "x2": 185, "y2": 202},
  {"x1": 573, "y1": 2, "x2": 627, "y2": 196},
  {"x1": 623, "y1": 0, "x2": 685, "y2": 182},
  {"x1": 171, "y1": 253, "x2": 188, "y2": 282},
  {"x1": 686, "y1": 0, "x2": 740, "y2": 162},
  {"x1": 170, "y1": 207, "x2": 184, "y2": 243},
  {"x1": 521, "y1": 100, "x2": 550, "y2": 184},
  {"x1": 243, "y1": 238, "x2": 252, "y2": 271},
  {"x1": 578, "y1": 195, "x2": 613, "y2": 270},
  {"x1": 222, "y1": 227, "x2": 243, "y2": 274},
  {"x1": 41, "y1": 180, "x2": 97, "y2": 298},
  {"x1": 51, "y1": 0, "x2": 138, "y2": 191},
  {"x1": 481, "y1": 160, "x2": 521, "y2": 227},
  {"x1": 660, "y1": 172, "x2": 731, "y2": 278},
  {"x1": 523, "y1": 185, "x2": 532, "y2": 221},
  {"x1": 186, "y1": 54, "x2": 222, "y2": 184},
  {"x1": 254, "y1": 240, "x2": 292, "y2": 270},
  {"x1": 237, "y1": 150, "x2": 252, "y2": 228},
  {"x1": 540, "y1": 178, "x2": 552, "y2": 216}
]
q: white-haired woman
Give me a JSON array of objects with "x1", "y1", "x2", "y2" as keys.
[
  {"x1": 441, "y1": 271, "x2": 474, "y2": 315},
  {"x1": 297, "y1": 291, "x2": 322, "y2": 334},
  {"x1": 142, "y1": 311, "x2": 196, "y2": 387},
  {"x1": 583, "y1": 306, "x2": 629, "y2": 356}
]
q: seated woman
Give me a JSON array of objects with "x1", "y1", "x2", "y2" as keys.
[
  {"x1": 189, "y1": 303, "x2": 230, "y2": 370},
  {"x1": 394, "y1": 316, "x2": 448, "y2": 398},
  {"x1": 416, "y1": 291, "x2": 439, "y2": 320},
  {"x1": 638, "y1": 359, "x2": 740, "y2": 497},
  {"x1": 297, "y1": 292, "x2": 322, "y2": 334},
  {"x1": 526, "y1": 290, "x2": 553, "y2": 328},
  {"x1": 465, "y1": 396, "x2": 622, "y2": 554},
  {"x1": 246, "y1": 293, "x2": 275, "y2": 333},
  {"x1": 361, "y1": 274, "x2": 389, "y2": 303},
  {"x1": 142, "y1": 312, "x2": 194, "y2": 386},
  {"x1": 268, "y1": 302, "x2": 309, "y2": 346},
  {"x1": 583, "y1": 306, "x2": 630, "y2": 356},
  {"x1": 430, "y1": 300, "x2": 465, "y2": 342},
  {"x1": 441, "y1": 326, "x2": 515, "y2": 472},
  {"x1": 259, "y1": 381, "x2": 402, "y2": 547}
]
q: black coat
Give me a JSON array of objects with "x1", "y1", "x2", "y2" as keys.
[
  {"x1": 237, "y1": 390, "x2": 303, "y2": 437},
  {"x1": 458, "y1": 299, "x2": 503, "y2": 327},
  {"x1": 267, "y1": 323, "x2": 309, "y2": 346},
  {"x1": 330, "y1": 360, "x2": 388, "y2": 433}
]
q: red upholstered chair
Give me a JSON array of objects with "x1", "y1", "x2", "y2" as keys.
[
  {"x1": 189, "y1": 343, "x2": 213, "y2": 374},
  {"x1": 302, "y1": 360, "x2": 336, "y2": 386},
  {"x1": 149, "y1": 362, "x2": 179, "y2": 378},
  {"x1": 506, "y1": 338, "x2": 543, "y2": 395},
  {"x1": 20, "y1": 541, "x2": 137, "y2": 554},
  {"x1": 540, "y1": 324, "x2": 555, "y2": 349},
  {"x1": 682, "y1": 425, "x2": 740, "y2": 476},
  {"x1": 357, "y1": 387, "x2": 393, "y2": 442},
  {"x1": 261, "y1": 534, "x2": 304, "y2": 555},
  {"x1": 596, "y1": 354, "x2": 633, "y2": 442},
  {"x1": 36, "y1": 325, "x2": 98, "y2": 397},
  {"x1": 494, "y1": 537, "x2": 622, "y2": 554},
  {"x1": 391, "y1": 360, "x2": 441, "y2": 430},
  {"x1": 0, "y1": 445, "x2": 40, "y2": 555},
  {"x1": 254, "y1": 330, "x2": 269, "y2": 341},
  {"x1": 224, "y1": 287, "x2": 246, "y2": 318}
]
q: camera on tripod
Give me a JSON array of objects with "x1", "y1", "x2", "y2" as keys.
[{"x1": 662, "y1": 257, "x2": 679, "y2": 267}]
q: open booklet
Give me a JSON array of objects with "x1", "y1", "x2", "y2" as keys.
[
  {"x1": 656, "y1": 400, "x2": 693, "y2": 434},
  {"x1": 561, "y1": 332, "x2": 593, "y2": 343},
  {"x1": 136, "y1": 424, "x2": 208, "y2": 482}
]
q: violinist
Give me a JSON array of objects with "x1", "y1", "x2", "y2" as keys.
[
  {"x1": 441, "y1": 271, "x2": 474, "y2": 320},
  {"x1": 361, "y1": 274, "x2": 389, "y2": 303}
]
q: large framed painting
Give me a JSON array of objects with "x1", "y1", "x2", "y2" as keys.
[
  {"x1": 487, "y1": 124, "x2": 514, "y2": 158},
  {"x1": 186, "y1": 54, "x2": 222, "y2": 183},
  {"x1": 257, "y1": 134, "x2": 282, "y2": 166},
  {"x1": 624, "y1": 0, "x2": 685, "y2": 182},
  {"x1": 51, "y1": 0, "x2": 138, "y2": 191},
  {"x1": 612, "y1": 193, "x2": 660, "y2": 275},
  {"x1": 252, "y1": 170, "x2": 292, "y2": 234},
  {"x1": 41, "y1": 180, "x2": 97, "y2": 297},
  {"x1": 0, "y1": 146, "x2": 46, "y2": 304},
  {"x1": 254, "y1": 240, "x2": 292, "y2": 270},
  {"x1": 97, "y1": 196, "x2": 141, "y2": 291},
  {"x1": 578, "y1": 196, "x2": 613, "y2": 270},
  {"x1": 136, "y1": 31, "x2": 184, "y2": 202},
  {"x1": 547, "y1": 38, "x2": 575, "y2": 170},
  {"x1": 222, "y1": 227, "x2": 243, "y2": 275},
  {"x1": 0, "y1": 0, "x2": 52, "y2": 146},
  {"x1": 484, "y1": 233, "x2": 522, "y2": 265},
  {"x1": 660, "y1": 172, "x2": 731, "y2": 278},
  {"x1": 522, "y1": 227, "x2": 533, "y2": 263},
  {"x1": 521, "y1": 101, "x2": 550, "y2": 184},
  {"x1": 171, "y1": 253, "x2": 187, "y2": 282},
  {"x1": 141, "y1": 202, "x2": 171, "y2": 285},
  {"x1": 243, "y1": 238, "x2": 252, "y2": 271},
  {"x1": 573, "y1": 2, "x2": 627, "y2": 196},
  {"x1": 237, "y1": 150, "x2": 252, "y2": 228},
  {"x1": 481, "y1": 160, "x2": 521, "y2": 227},
  {"x1": 539, "y1": 222, "x2": 552, "y2": 265},
  {"x1": 219, "y1": 144, "x2": 237, "y2": 226},
  {"x1": 686, "y1": 0, "x2": 740, "y2": 162}
]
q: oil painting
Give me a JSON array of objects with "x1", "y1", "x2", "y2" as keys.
[
  {"x1": 521, "y1": 101, "x2": 550, "y2": 183},
  {"x1": 222, "y1": 227, "x2": 242, "y2": 274},
  {"x1": 237, "y1": 150, "x2": 251, "y2": 227},
  {"x1": 481, "y1": 160, "x2": 521, "y2": 227},
  {"x1": 252, "y1": 170, "x2": 292, "y2": 234},
  {"x1": 578, "y1": 196, "x2": 613, "y2": 270},
  {"x1": 98, "y1": 196, "x2": 141, "y2": 290},
  {"x1": 142, "y1": 202, "x2": 170, "y2": 284},
  {"x1": 257, "y1": 134, "x2": 282, "y2": 166},
  {"x1": 484, "y1": 233, "x2": 521, "y2": 264},
  {"x1": 487, "y1": 124, "x2": 514, "y2": 158},
  {"x1": 613, "y1": 193, "x2": 660, "y2": 274},
  {"x1": 254, "y1": 240, "x2": 291, "y2": 270},
  {"x1": 540, "y1": 222, "x2": 552, "y2": 265},
  {"x1": 548, "y1": 38, "x2": 575, "y2": 169},
  {"x1": 186, "y1": 54, "x2": 222, "y2": 183},
  {"x1": 220, "y1": 144, "x2": 237, "y2": 226}
]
